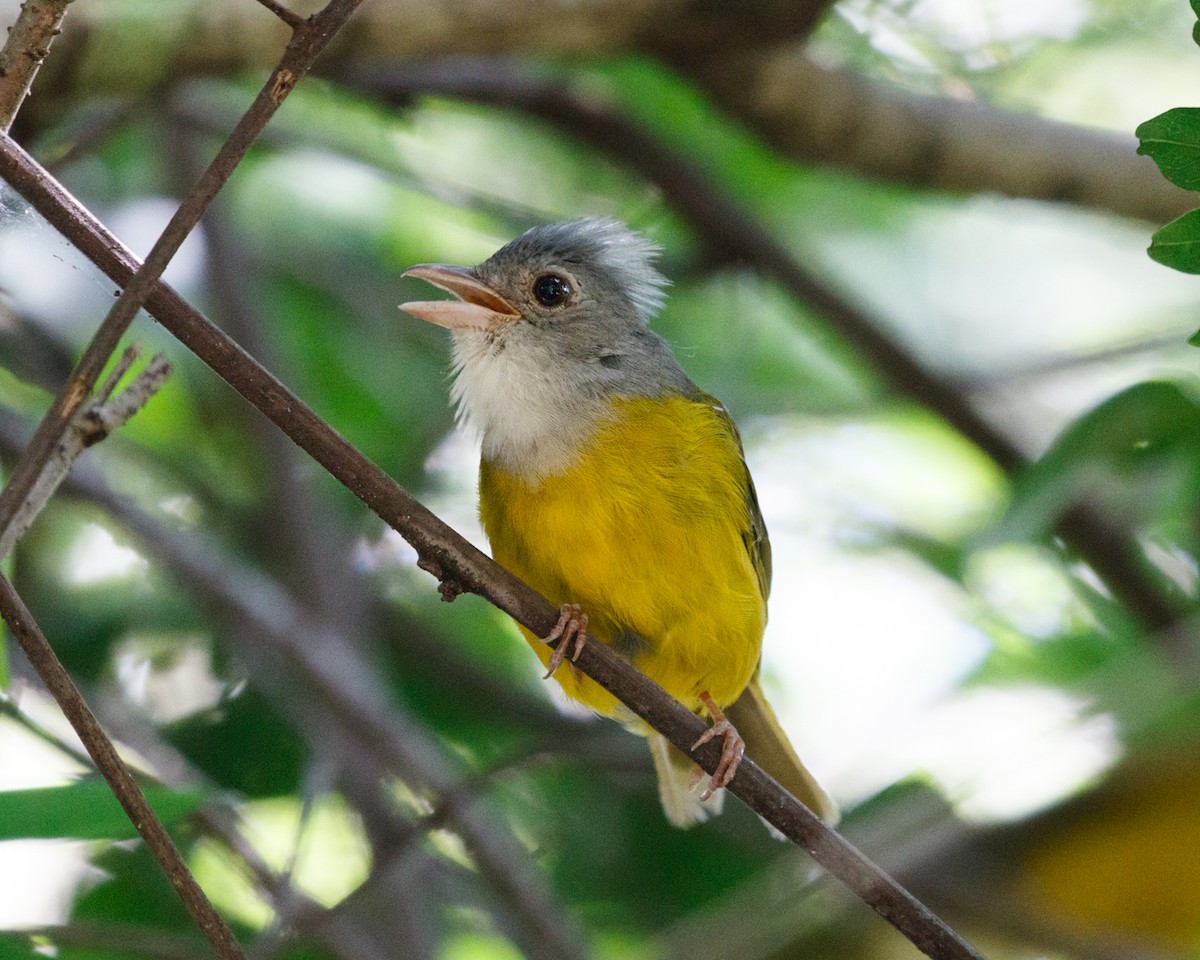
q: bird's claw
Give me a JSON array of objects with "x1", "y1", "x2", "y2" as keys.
[
  {"x1": 542, "y1": 603, "x2": 588, "y2": 679},
  {"x1": 690, "y1": 691, "x2": 745, "y2": 801}
]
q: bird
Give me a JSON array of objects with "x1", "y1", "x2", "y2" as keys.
[{"x1": 400, "y1": 217, "x2": 837, "y2": 828}]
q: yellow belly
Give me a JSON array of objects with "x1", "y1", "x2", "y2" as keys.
[{"x1": 479, "y1": 394, "x2": 765, "y2": 718}]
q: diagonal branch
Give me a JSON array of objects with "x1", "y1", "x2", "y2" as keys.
[
  {"x1": 0, "y1": 133, "x2": 984, "y2": 960},
  {"x1": 0, "y1": 575, "x2": 246, "y2": 960},
  {"x1": 0, "y1": 0, "x2": 365, "y2": 555}
]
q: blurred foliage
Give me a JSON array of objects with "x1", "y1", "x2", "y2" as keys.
[
  {"x1": 1, "y1": 1, "x2": 1200, "y2": 959},
  {"x1": 0, "y1": 780, "x2": 205, "y2": 840}
]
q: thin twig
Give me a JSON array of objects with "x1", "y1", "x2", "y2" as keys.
[
  {"x1": 0, "y1": 134, "x2": 983, "y2": 960},
  {"x1": 0, "y1": 0, "x2": 365, "y2": 555},
  {"x1": 198, "y1": 805, "x2": 403, "y2": 960},
  {"x1": 0, "y1": 348, "x2": 172, "y2": 558},
  {"x1": 350, "y1": 60, "x2": 1190, "y2": 637},
  {"x1": 255, "y1": 0, "x2": 307, "y2": 32},
  {"x1": 0, "y1": 575, "x2": 246, "y2": 960},
  {"x1": 0, "y1": 0, "x2": 74, "y2": 132}
]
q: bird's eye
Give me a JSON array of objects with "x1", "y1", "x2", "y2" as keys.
[{"x1": 532, "y1": 273, "x2": 572, "y2": 308}]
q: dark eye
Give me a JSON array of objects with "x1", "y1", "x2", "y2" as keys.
[{"x1": 532, "y1": 273, "x2": 572, "y2": 307}]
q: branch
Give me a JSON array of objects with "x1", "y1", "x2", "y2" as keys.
[
  {"x1": 0, "y1": 0, "x2": 73, "y2": 132},
  {"x1": 0, "y1": 575, "x2": 246, "y2": 960},
  {"x1": 0, "y1": 0, "x2": 366, "y2": 554},
  {"x1": 349, "y1": 60, "x2": 1190, "y2": 636},
  {"x1": 690, "y1": 50, "x2": 1194, "y2": 226},
  {"x1": 0, "y1": 345, "x2": 171, "y2": 557},
  {"x1": 0, "y1": 135, "x2": 984, "y2": 960},
  {"x1": 9, "y1": 0, "x2": 827, "y2": 112}
]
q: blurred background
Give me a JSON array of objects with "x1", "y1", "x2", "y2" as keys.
[{"x1": 2, "y1": 0, "x2": 1200, "y2": 957}]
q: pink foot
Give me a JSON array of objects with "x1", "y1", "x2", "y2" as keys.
[
  {"x1": 690, "y1": 691, "x2": 745, "y2": 801},
  {"x1": 542, "y1": 603, "x2": 588, "y2": 679}
]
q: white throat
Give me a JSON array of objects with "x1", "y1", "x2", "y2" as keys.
[{"x1": 449, "y1": 331, "x2": 609, "y2": 483}]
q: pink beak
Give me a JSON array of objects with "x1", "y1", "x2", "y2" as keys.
[{"x1": 400, "y1": 264, "x2": 520, "y2": 331}]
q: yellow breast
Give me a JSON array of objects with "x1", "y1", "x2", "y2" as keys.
[{"x1": 479, "y1": 393, "x2": 765, "y2": 717}]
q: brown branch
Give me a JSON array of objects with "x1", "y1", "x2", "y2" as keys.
[
  {"x1": 639, "y1": 0, "x2": 836, "y2": 56},
  {"x1": 350, "y1": 59, "x2": 1190, "y2": 637},
  {"x1": 689, "y1": 50, "x2": 1194, "y2": 226},
  {"x1": 0, "y1": 398, "x2": 636, "y2": 960},
  {"x1": 0, "y1": 575, "x2": 246, "y2": 960},
  {"x1": 0, "y1": 135, "x2": 984, "y2": 960},
  {"x1": 0, "y1": 0, "x2": 365, "y2": 553},
  {"x1": 0, "y1": 0, "x2": 73, "y2": 132}
]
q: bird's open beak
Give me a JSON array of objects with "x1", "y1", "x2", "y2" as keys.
[{"x1": 400, "y1": 264, "x2": 520, "y2": 331}]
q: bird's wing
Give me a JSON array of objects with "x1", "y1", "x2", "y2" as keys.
[{"x1": 701, "y1": 394, "x2": 771, "y2": 603}]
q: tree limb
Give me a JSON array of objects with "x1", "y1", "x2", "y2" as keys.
[
  {"x1": 690, "y1": 49, "x2": 1194, "y2": 225},
  {"x1": 8, "y1": 0, "x2": 1182, "y2": 227},
  {"x1": 0, "y1": 132, "x2": 985, "y2": 960},
  {"x1": 0, "y1": 665, "x2": 426, "y2": 960}
]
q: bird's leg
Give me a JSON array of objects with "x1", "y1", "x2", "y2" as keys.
[
  {"x1": 691, "y1": 691, "x2": 746, "y2": 801},
  {"x1": 542, "y1": 603, "x2": 588, "y2": 679}
]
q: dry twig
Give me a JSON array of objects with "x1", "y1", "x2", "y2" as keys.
[
  {"x1": 0, "y1": 346, "x2": 171, "y2": 558},
  {"x1": 0, "y1": 0, "x2": 73, "y2": 132}
]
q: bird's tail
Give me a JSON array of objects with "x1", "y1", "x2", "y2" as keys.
[
  {"x1": 646, "y1": 679, "x2": 837, "y2": 829},
  {"x1": 726, "y1": 677, "x2": 839, "y2": 826}
]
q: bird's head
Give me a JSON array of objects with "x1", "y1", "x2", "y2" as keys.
[
  {"x1": 401, "y1": 217, "x2": 668, "y2": 343},
  {"x1": 400, "y1": 218, "x2": 692, "y2": 474}
]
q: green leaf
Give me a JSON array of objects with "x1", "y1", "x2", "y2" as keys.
[
  {"x1": 1148, "y1": 208, "x2": 1200, "y2": 273},
  {"x1": 0, "y1": 780, "x2": 206, "y2": 841},
  {"x1": 1193, "y1": 0, "x2": 1200, "y2": 22},
  {"x1": 1136, "y1": 108, "x2": 1200, "y2": 192}
]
